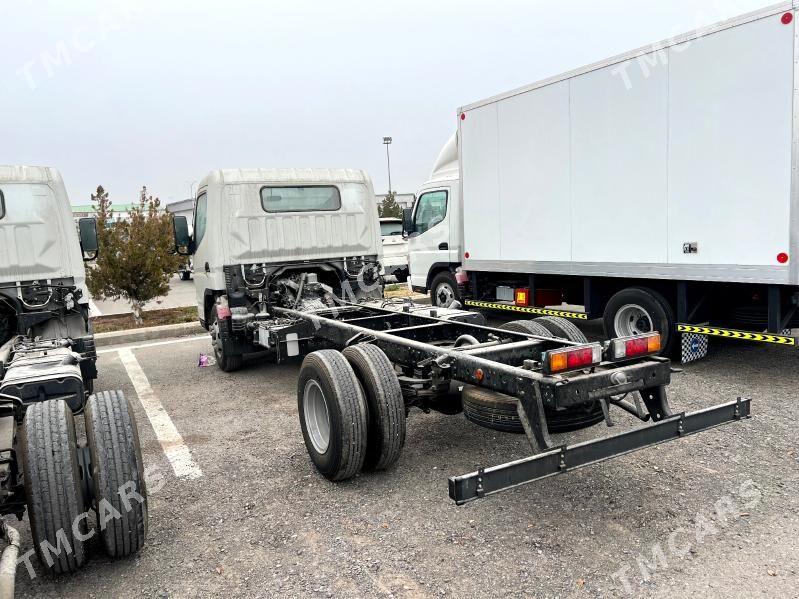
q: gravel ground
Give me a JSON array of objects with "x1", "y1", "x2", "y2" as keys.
[{"x1": 12, "y1": 319, "x2": 799, "y2": 598}]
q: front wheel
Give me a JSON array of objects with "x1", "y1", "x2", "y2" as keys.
[
  {"x1": 603, "y1": 287, "x2": 675, "y2": 355},
  {"x1": 210, "y1": 306, "x2": 244, "y2": 372},
  {"x1": 430, "y1": 271, "x2": 460, "y2": 308}
]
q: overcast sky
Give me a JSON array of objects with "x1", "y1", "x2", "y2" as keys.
[{"x1": 0, "y1": 0, "x2": 777, "y2": 206}]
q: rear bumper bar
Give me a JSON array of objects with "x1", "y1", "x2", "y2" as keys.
[{"x1": 448, "y1": 397, "x2": 751, "y2": 505}]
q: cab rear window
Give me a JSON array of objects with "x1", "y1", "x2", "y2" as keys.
[{"x1": 260, "y1": 186, "x2": 341, "y2": 213}]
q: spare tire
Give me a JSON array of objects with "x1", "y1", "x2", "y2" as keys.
[{"x1": 462, "y1": 386, "x2": 605, "y2": 434}]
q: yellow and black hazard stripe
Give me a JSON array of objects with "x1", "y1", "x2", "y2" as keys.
[
  {"x1": 464, "y1": 300, "x2": 588, "y2": 320},
  {"x1": 677, "y1": 324, "x2": 796, "y2": 346}
]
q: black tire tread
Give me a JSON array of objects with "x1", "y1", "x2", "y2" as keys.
[
  {"x1": 534, "y1": 316, "x2": 589, "y2": 343},
  {"x1": 462, "y1": 386, "x2": 605, "y2": 434},
  {"x1": 499, "y1": 320, "x2": 554, "y2": 338},
  {"x1": 342, "y1": 344, "x2": 406, "y2": 471},
  {"x1": 21, "y1": 400, "x2": 87, "y2": 574},
  {"x1": 299, "y1": 351, "x2": 368, "y2": 481},
  {"x1": 211, "y1": 306, "x2": 244, "y2": 372},
  {"x1": 85, "y1": 390, "x2": 148, "y2": 558}
]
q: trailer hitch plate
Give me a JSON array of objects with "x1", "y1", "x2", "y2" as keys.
[{"x1": 448, "y1": 398, "x2": 751, "y2": 505}]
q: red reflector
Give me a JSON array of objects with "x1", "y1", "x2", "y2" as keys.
[
  {"x1": 461, "y1": 113, "x2": 466, "y2": 120},
  {"x1": 778, "y1": 252, "x2": 789, "y2": 264},
  {"x1": 566, "y1": 348, "x2": 595, "y2": 369},
  {"x1": 782, "y1": 12, "x2": 793, "y2": 24},
  {"x1": 464, "y1": 252, "x2": 470, "y2": 259},
  {"x1": 514, "y1": 288, "x2": 530, "y2": 307}
]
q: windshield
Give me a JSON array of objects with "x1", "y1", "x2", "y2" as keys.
[{"x1": 380, "y1": 221, "x2": 403, "y2": 236}]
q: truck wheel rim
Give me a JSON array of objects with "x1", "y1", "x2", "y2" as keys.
[
  {"x1": 303, "y1": 379, "x2": 330, "y2": 454},
  {"x1": 435, "y1": 283, "x2": 455, "y2": 307},
  {"x1": 614, "y1": 304, "x2": 653, "y2": 337}
]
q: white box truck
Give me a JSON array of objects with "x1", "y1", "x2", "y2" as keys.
[{"x1": 406, "y1": 1, "x2": 799, "y2": 360}]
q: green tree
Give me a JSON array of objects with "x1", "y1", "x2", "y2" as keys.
[
  {"x1": 87, "y1": 186, "x2": 184, "y2": 325},
  {"x1": 377, "y1": 192, "x2": 402, "y2": 219}
]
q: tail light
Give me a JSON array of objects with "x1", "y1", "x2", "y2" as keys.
[
  {"x1": 542, "y1": 344, "x2": 602, "y2": 374},
  {"x1": 514, "y1": 287, "x2": 530, "y2": 307},
  {"x1": 606, "y1": 332, "x2": 661, "y2": 361}
]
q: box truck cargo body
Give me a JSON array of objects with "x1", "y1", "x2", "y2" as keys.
[{"x1": 406, "y1": 2, "x2": 799, "y2": 359}]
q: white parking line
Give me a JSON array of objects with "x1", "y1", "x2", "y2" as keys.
[{"x1": 118, "y1": 348, "x2": 203, "y2": 480}]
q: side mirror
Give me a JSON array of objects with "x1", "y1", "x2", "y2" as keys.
[
  {"x1": 78, "y1": 218, "x2": 99, "y2": 261},
  {"x1": 173, "y1": 215, "x2": 193, "y2": 255},
  {"x1": 402, "y1": 208, "x2": 415, "y2": 237}
]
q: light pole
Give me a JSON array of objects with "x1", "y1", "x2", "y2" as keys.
[{"x1": 382, "y1": 137, "x2": 393, "y2": 194}]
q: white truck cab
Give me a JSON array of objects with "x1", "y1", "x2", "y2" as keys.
[
  {"x1": 173, "y1": 168, "x2": 384, "y2": 370},
  {"x1": 406, "y1": 134, "x2": 463, "y2": 306}
]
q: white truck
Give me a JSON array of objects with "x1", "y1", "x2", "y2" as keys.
[
  {"x1": 0, "y1": 166, "x2": 147, "y2": 581},
  {"x1": 407, "y1": 2, "x2": 799, "y2": 360}
]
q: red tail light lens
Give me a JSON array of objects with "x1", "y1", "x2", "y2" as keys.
[
  {"x1": 607, "y1": 332, "x2": 661, "y2": 361},
  {"x1": 543, "y1": 344, "x2": 602, "y2": 374},
  {"x1": 514, "y1": 288, "x2": 530, "y2": 307}
]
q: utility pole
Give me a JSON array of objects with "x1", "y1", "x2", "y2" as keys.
[{"x1": 383, "y1": 137, "x2": 393, "y2": 194}]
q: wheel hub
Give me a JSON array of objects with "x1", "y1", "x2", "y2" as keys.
[
  {"x1": 303, "y1": 380, "x2": 331, "y2": 454},
  {"x1": 614, "y1": 304, "x2": 654, "y2": 337},
  {"x1": 436, "y1": 283, "x2": 455, "y2": 307}
]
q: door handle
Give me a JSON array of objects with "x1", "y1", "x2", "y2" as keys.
[
  {"x1": 438, "y1": 243, "x2": 449, "y2": 251},
  {"x1": 204, "y1": 262, "x2": 210, "y2": 274}
]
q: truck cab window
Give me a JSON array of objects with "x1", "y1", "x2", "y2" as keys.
[
  {"x1": 194, "y1": 192, "x2": 208, "y2": 247},
  {"x1": 414, "y1": 190, "x2": 447, "y2": 234}
]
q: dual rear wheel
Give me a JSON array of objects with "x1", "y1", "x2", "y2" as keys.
[
  {"x1": 297, "y1": 346, "x2": 406, "y2": 481},
  {"x1": 21, "y1": 391, "x2": 147, "y2": 574}
]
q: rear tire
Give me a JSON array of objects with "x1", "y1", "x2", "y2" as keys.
[
  {"x1": 342, "y1": 344, "x2": 406, "y2": 471},
  {"x1": 85, "y1": 390, "x2": 148, "y2": 558},
  {"x1": 534, "y1": 316, "x2": 588, "y2": 343},
  {"x1": 430, "y1": 271, "x2": 460, "y2": 308},
  {"x1": 603, "y1": 287, "x2": 675, "y2": 355},
  {"x1": 498, "y1": 320, "x2": 553, "y2": 337},
  {"x1": 21, "y1": 400, "x2": 88, "y2": 574},
  {"x1": 210, "y1": 306, "x2": 244, "y2": 372},
  {"x1": 298, "y1": 350, "x2": 368, "y2": 481},
  {"x1": 462, "y1": 386, "x2": 605, "y2": 434}
]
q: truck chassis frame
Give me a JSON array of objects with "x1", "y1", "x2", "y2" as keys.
[{"x1": 264, "y1": 300, "x2": 751, "y2": 504}]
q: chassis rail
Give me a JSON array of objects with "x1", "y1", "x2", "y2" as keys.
[{"x1": 449, "y1": 398, "x2": 751, "y2": 505}]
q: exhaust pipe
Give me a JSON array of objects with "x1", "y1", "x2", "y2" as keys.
[{"x1": 0, "y1": 521, "x2": 20, "y2": 599}]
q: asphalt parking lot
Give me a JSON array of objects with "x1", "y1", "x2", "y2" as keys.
[{"x1": 14, "y1": 319, "x2": 799, "y2": 598}]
